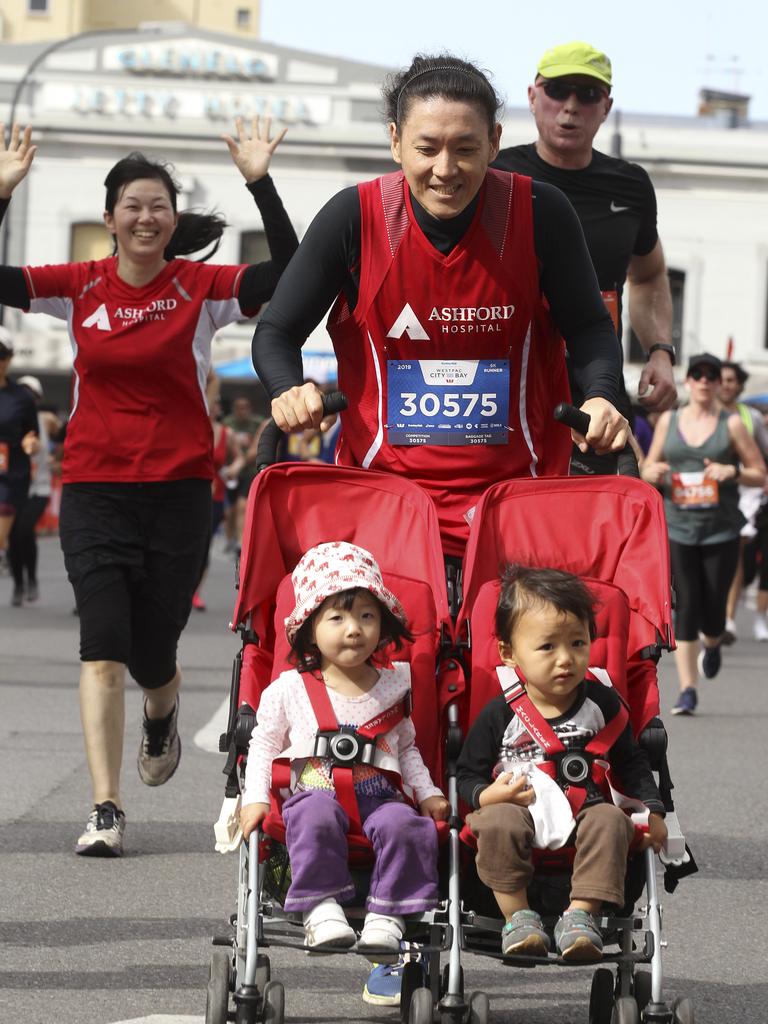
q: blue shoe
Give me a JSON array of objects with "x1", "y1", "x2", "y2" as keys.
[
  {"x1": 670, "y1": 687, "x2": 697, "y2": 716},
  {"x1": 697, "y1": 644, "x2": 721, "y2": 679},
  {"x1": 362, "y1": 945, "x2": 425, "y2": 1006}
]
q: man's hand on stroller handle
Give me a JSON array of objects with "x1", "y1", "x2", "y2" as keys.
[
  {"x1": 571, "y1": 398, "x2": 629, "y2": 455},
  {"x1": 241, "y1": 801, "x2": 271, "y2": 840},
  {"x1": 478, "y1": 771, "x2": 536, "y2": 808},
  {"x1": 271, "y1": 383, "x2": 330, "y2": 433},
  {"x1": 419, "y1": 794, "x2": 451, "y2": 821},
  {"x1": 640, "y1": 812, "x2": 668, "y2": 854}
]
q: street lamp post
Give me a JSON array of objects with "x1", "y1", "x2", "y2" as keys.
[{"x1": 1, "y1": 26, "x2": 158, "y2": 321}]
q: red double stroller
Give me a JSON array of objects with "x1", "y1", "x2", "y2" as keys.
[{"x1": 206, "y1": 450, "x2": 695, "y2": 1024}]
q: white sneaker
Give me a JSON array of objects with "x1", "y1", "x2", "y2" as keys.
[
  {"x1": 754, "y1": 616, "x2": 768, "y2": 642},
  {"x1": 357, "y1": 912, "x2": 406, "y2": 964},
  {"x1": 75, "y1": 801, "x2": 126, "y2": 857},
  {"x1": 303, "y1": 898, "x2": 356, "y2": 951}
]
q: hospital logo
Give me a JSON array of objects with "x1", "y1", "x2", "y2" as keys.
[
  {"x1": 82, "y1": 303, "x2": 112, "y2": 332},
  {"x1": 386, "y1": 303, "x2": 430, "y2": 341}
]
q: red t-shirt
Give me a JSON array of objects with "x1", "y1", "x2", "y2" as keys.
[
  {"x1": 24, "y1": 256, "x2": 250, "y2": 483},
  {"x1": 326, "y1": 170, "x2": 570, "y2": 554}
]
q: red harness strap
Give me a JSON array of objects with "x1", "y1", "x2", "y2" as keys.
[
  {"x1": 302, "y1": 673, "x2": 410, "y2": 834},
  {"x1": 500, "y1": 669, "x2": 630, "y2": 815}
]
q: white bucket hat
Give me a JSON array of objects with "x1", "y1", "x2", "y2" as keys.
[{"x1": 285, "y1": 541, "x2": 406, "y2": 642}]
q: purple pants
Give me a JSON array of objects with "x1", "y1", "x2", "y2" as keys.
[{"x1": 281, "y1": 789, "x2": 439, "y2": 914}]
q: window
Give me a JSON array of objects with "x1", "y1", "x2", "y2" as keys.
[
  {"x1": 70, "y1": 223, "x2": 112, "y2": 263},
  {"x1": 236, "y1": 7, "x2": 251, "y2": 29},
  {"x1": 27, "y1": 0, "x2": 49, "y2": 13},
  {"x1": 239, "y1": 230, "x2": 269, "y2": 265},
  {"x1": 627, "y1": 268, "x2": 685, "y2": 363}
]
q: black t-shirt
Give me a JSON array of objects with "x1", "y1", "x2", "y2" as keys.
[
  {"x1": 0, "y1": 378, "x2": 37, "y2": 482},
  {"x1": 493, "y1": 144, "x2": 659, "y2": 341}
]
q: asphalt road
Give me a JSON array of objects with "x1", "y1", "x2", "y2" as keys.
[{"x1": 1, "y1": 535, "x2": 767, "y2": 1024}]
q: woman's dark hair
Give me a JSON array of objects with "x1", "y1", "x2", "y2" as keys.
[
  {"x1": 495, "y1": 564, "x2": 598, "y2": 643},
  {"x1": 382, "y1": 53, "x2": 503, "y2": 135},
  {"x1": 290, "y1": 587, "x2": 414, "y2": 674},
  {"x1": 103, "y1": 152, "x2": 228, "y2": 261}
]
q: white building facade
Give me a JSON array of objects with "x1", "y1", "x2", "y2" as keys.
[{"x1": 2, "y1": 23, "x2": 768, "y2": 400}]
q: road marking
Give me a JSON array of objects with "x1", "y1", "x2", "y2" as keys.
[
  {"x1": 111, "y1": 1017, "x2": 203, "y2": 1023},
  {"x1": 193, "y1": 696, "x2": 230, "y2": 753}
]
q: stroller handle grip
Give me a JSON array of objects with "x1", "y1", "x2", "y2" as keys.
[
  {"x1": 553, "y1": 402, "x2": 640, "y2": 479},
  {"x1": 255, "y1": 390, "x2": 348, "y2": 472}
]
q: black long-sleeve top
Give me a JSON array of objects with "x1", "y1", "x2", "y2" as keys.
[
  {"x1": 457, "y1": 683, "x2": 665, "y2": 816},
  {"x1": 252, "y1": 178, "x2": 620, "y2": 405}
]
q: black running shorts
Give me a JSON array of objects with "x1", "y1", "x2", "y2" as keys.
[{"x1": 59, "y1": 479, "x2": 212, "y2": 688}]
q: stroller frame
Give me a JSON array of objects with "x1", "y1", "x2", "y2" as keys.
[{"x1": 206, "y1": 466, "x2": 695, "y2": 1024}]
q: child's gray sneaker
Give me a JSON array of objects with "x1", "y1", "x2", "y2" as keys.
[
  {"x1": 554, "y1": 909, "x2": 603, "y2": 962},
  {"x1": 501, "y1": 909, "x2": 551, "y2": 957}
]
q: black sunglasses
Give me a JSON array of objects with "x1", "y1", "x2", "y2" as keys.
[
  {"x1": 689, "y1": 367, "x2": 720, "y2": 382},
  {"x1": 539, "y1": 80, "x2": 608, "y2": 105}
]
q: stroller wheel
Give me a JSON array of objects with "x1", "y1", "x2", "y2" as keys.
[
  {"x1": 400, "y1": 961, "x2": 427, "y2": 1024},
  {"x1": 262, "y1": 980, "x2": 285, "y2": 1024},
  {"x1": 632, "y1": 970, "x2": 652, "y2": 1013},
  {"x1": 467, "y1": 990, "x2": 490, "y2": 1024},
  {"x1": 205, "y1": 950, "x2": 231, "y2": 1024},
  {"x1": 254, "y1": 953, "x2": 271, "y2": 994},
  {"x1": 408, "y1": 986, "x2": 433, "y2": 1024},
  {"x1": 672, "y1": 997, "x2": 695, "y2": 1024},
  {"x1": 611, "y1": 995, "x2": 639, "y2": 1024},
  {"x1": 589, "y1": 967, "x2": 615, "y2": 1024},
  {"x1": 441, "y1": 963, "x2": 464, "y2": 998}
]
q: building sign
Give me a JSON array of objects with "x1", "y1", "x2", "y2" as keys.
[
  {"x1": 103, "y1": 41, "x2": 279, "y2": 81},
  {"x1": 40, "y1": 83, "x2": 331, "y2": 125}
]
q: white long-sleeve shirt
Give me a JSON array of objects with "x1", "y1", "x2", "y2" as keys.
[{"x1": 242, "y1": 663, "x2": 443, "y2": 807}]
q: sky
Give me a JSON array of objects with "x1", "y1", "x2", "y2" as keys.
[{"x1": 260, "y1": 0, "x2": 768, "y2": 122}]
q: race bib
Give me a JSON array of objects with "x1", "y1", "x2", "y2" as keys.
[
  {"x1": 0, "y1": 442, "x2": 8, "y2": 473},
  {"x1": 671, "y1": 471, "x2": 719, "y2": 509},
  {"x1": 387, "y1": 359, "x2": 510, "y2": 446}
]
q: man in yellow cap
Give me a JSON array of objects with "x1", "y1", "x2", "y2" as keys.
[{"x1": 495, "y1": 41, "x2": 677, "y2": 473}]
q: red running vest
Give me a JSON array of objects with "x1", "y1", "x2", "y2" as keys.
[{"x1": 327, "y1": 169, "x2": 571, "y2": 554}]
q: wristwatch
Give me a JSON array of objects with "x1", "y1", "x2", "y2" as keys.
[{"x1": 647, "y1": 343, "x2": 676, "y2": 365}]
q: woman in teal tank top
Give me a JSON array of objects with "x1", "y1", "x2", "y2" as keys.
[{"x1": 641, "y1": 353, "x2": 765, "y2": 716}]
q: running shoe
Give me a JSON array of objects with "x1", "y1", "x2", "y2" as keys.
[
  {"x1": 363, "y1": 945, "x2": 426, "y2": 1006},
  {"x1": 754, "y1": 615, "x2": 768, "y2": 642},
  {"x1": 721, "y1": 618, "x2": 737, "y2": 645},
  {"x1": 11, "y1": 585, "x2": 23, "y2": 607},
  {"x1": 554, "y1": 909, "x2": 603, "y2": 962},
  {"x1": 25, "y1": 580, "x2": 39, "y2": 602},
  {"x1": 138, "y1": 698, "x2": 181, "y2": 786},
  {"x1": 75, "y1": 801, "x2": 126, "y2": 857},
  {"x1": 670, "y1": 687, "x2": 698, "y2": 716},
  {"x1": 697, "y1": 644, "x2": 722, "y2": 679}
]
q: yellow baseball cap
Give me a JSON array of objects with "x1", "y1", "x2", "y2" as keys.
[{"x1": 536, "y1": 41, "x2": 612, "y2": 88}]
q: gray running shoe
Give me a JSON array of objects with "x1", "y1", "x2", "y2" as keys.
[
  {"x1": 555, "y1": 909, "x2": 603, "y2": 962},
  {"x1": 138, "y1": 698, "x2": 181, "y2": 786},
  {"x1": 501, "y1": 909, "x2": 551, "y2": 957},
  {"x1": 75, "y1": 801, "x2": 126, "y2": 857}
]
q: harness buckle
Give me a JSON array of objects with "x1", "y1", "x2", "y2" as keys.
[
  {"x1": 313, "y1": 727, "x2": 376, "y2": 768},
  {"x1": 552, "y1": 749, "x2": 604, "y2": 807}
]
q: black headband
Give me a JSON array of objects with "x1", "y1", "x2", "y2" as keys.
[{"x1": 395, "y1": 64, "x2": 483, "y2": 122}]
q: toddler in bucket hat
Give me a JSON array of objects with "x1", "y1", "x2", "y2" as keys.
[
  {"x1": 285, "y1": 541, "x2": 406, "y2": 644},
  {"x1": 240, "y1": 539, "x2": 449, "y2": 959}
]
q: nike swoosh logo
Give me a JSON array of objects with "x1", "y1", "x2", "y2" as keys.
[{"x1": 610, "y1": 201, "x2": 629, "y2": 213}]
